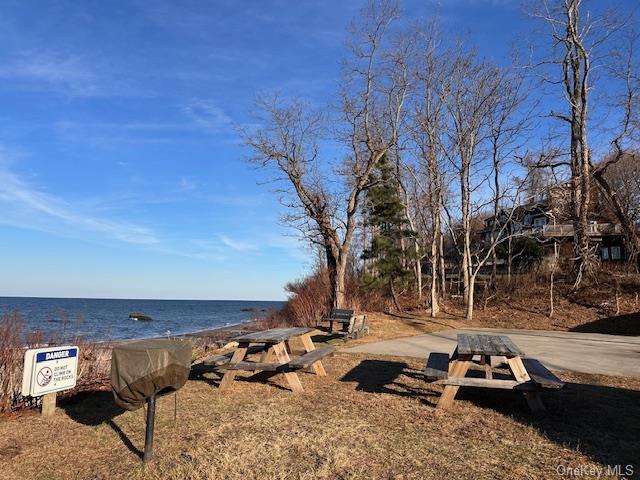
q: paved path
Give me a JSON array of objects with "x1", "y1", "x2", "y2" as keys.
[{"x1": 345, "y1": 328, "x2": 640, "y2": 377}]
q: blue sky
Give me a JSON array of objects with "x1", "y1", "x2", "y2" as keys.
[{"x1": 0, "y1": 0, "x2": 631, "y2": 300}]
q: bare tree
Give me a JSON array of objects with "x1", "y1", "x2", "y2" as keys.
[
  {"x1": 243, "y1": 1, "x2": 409, "y2": 308},
  {"x1": 486, "y1": 69, "x2": 532, "y2": 287},
  {"x1": 442, "y1": 50, "x2": 505, "y2": 319},
  {"x1": 409, "y1": 20, "x2": 450, "y2": 316},
  {"x1": 531, "y1": 0, "x2": 624, "y2": 287},
  {"x1": 395, "y1": 157, "x2": 428, "y2": 301},
  {"x1": 590, "y1": 31, "x2": 640, "y2": 265}
]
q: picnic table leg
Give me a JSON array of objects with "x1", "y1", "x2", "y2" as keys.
[
  {"x1": 284, "y1": 340, "x2": 294, "y2": 355},
  {"x1": 447, "y1": 347, "x2": 459, "y2": 374},
  {"x1": 219, "y1": 344, "x2": 249, "y2": 391},
  {"x1": 506, "y1": 356, "x2": 531, "y2": 382},
  {"x1": 299, "y1": 333, "x2": 327, "y2": 377},
  {"x1": 272, "y1": 342, "x2": 304, "y2": 393},
  {"x1": 254, "y1": 346, "x2": 274, "y2": 375},
  {"x1": 437, "y1": 354, "x2": 473, "y2": 410},
  {"x1": 509, "y1": 356, "x2": 545, "y2": 413},
  {"x1": 480, "y1": 355, "x2": 492, "y2": 379}
]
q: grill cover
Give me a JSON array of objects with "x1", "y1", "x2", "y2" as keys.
[{"x1": 111, "y1": 339, "x2": 192, "y2": 411}]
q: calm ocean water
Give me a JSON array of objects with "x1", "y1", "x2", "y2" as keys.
[{"x1": 0, "y1": 297, "x2": 284, "y2": 342}]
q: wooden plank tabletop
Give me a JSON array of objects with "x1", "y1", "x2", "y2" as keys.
[
  {"x1": 233, "y1": 327, "x2": 314, "y2": 344},
  {"x1": 456, "y1": 334, "x2": 524, "y2": 356}
]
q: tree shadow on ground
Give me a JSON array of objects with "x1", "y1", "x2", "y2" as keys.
[
  {"x1": 485, "y1": 381, "x2": 639, "y2": 473},
  {"x1": 569, "y1": 311, "x2": 640, "y2": 336},
  {"x1": 429, "y1": 378, "x2": 640, "y2": 473},
  {"x1": 61, "y1": 390, "x2": 142, "y2": 459}
]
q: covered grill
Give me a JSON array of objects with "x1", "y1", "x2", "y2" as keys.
[{"x1": 111, "y1": 339, "x2": 192, "y2": 461}]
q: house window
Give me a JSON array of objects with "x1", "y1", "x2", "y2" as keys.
[
  {"x1": 611, "y1": 246, "x2": 621, "y2": 260},
  {"x1": 533, "y1": 217, "x2": 547, "y2": 227},
  {"x1": 601, "y1": 247, "x2": 609, "y2": 260}
]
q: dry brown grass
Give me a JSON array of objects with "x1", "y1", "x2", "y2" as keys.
[{"x1": 1, "y1": 352, "x2": 638, "y2": 480}]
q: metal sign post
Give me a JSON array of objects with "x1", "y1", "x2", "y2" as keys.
[{"x1": 143, "y1": 394, "x2": 156, "y2": 463}]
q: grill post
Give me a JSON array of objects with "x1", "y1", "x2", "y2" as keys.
[{"x1": 143, "y1": 394, "x2": 156, "y2": 463}]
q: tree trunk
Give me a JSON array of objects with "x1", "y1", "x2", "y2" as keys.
[
  {"x1": 430, "y1": 233, "x2": 439, "y2": 317},
  {"x1": 507, "y1": 236, "x2": 513, "y2": 284},
  {"x1": 549, "y1": 241, "x2": 558, "y2": 318},
  {"x1": 334, "y1": 256, "x2": 347, "y2": 309},
  {"x1": 466, "y1": 274, "x2": 475, "y2": 320},
  {"x1": 415, "y1": 244, "x2": 423, "y2": 302},
  {"x1": 462, "y1": 231, "x2": 472, "y2": 308},
  {"x1": 390, "y1": 279, "x2": 402, "y2": 312},
  {"x1": 326, "y1": 245, "x2": 348, "y2": 309},
  {"x1": 439, "y1": 232, "x2": 446, "y2": 295}
]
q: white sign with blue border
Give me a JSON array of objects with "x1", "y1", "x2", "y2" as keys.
[{"x1": 22, "y1": 346, "x2": 79, "y2": 396}]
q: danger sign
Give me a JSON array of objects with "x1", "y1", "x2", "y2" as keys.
[{"x1": 22, "y1": 346, "x2": 79, "y2": 397}]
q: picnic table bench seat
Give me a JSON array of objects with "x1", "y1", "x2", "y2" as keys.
[
  {"x1": 521, "y1": 358, "x2": 564, "y2": 389},
  {"x1": 288, "y1": 346, "x2": 336, "y2": 369},
  {"x1": 219, "y1": 346, "x2": 335, "y2": 372},
  {"x1": 424, "y1": 352, "x2": 449, "y2": 381},
  {"x1": 222, "y1": 361, "x2": 285, "y2": 372},
  {"x1": 203, "y1": 345, "x2": 266, "y2": 367}
]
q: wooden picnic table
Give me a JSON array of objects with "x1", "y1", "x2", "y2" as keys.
[
  {"x1": 218, "y1": 327, "x2": 334, "y2": 393},
  {"x1": 425, "y1": 333, "x2": 564, "y2": 412}
]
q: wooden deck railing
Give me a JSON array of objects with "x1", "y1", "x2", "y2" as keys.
[{"x1": 542, "y1": 223, "x2": 622, "y2": 237}]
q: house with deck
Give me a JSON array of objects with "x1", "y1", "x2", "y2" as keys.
[{"x1": 481, "y1": 183, "x2": 628, "y2": 262}]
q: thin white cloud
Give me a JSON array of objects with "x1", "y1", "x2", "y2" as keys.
[
  {"x1": 0, "y1": 49, "x2": 144, "y2": 97},
  {"x1": 183, "y1": 99, "x2": 233, "y2": 133},
  {"x1": 218, "y1": 234, "x2": 257, "y2": 253},
  {"x1": 178, "y1": 176, "x2": 197, "y2": 192},
  {"x1": 0, "y1": 159, "x2": 160, "y2": 246},
  {"x1": 0, "y1": 152, "x2": 305, "y2": 267}
]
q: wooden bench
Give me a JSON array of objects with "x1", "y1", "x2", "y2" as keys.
[
  {"x1": 288, "y1": 346, "x2": 335, "y2": 369},
  {"x1": 321, "y1": 308, "x2": 354, "y2": 333},
  {"x1": 222, "y1": 361, "x2": 285, "y2": 372},
  {"x1": 424, "y1": 352, "x2": 449, "y2": 381},
  {"x1": 346, "y1": 315, "x2": 368, "y2": 340},
  {"x1": 521, "y1": 358, "x2": 564, "y2": 390}
]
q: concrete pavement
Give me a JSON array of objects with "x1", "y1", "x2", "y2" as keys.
[{"x1": 344, "y1": 328, "x2": 640, "y2": 377}]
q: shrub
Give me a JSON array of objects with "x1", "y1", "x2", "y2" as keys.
[
  {"x1": 0, "y1": 311, "x2": 24, "y2": 412},
  {"x1": 267, "y1": 263, "x2": 364, "y2": 327},
  {"x1": 280, "y1": 267, "x2": 332, "y2": 326},
  {"x1": 0, "y1": 310, "x2": 111, "y2": 414}
]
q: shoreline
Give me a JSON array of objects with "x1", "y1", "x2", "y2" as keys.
[{"x1": 99, "y1": 319, "x2": 263, "y2": 348}]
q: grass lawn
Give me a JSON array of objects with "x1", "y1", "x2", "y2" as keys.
[{"x1": 1, "y1": 351, "x2": 638, "y2": 479}]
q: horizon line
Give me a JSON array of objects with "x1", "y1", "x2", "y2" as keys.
[{"x1": 0, "y1": 294, "x2": 286, "y2": 302}]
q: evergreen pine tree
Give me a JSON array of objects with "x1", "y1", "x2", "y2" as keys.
[{"x1": 362, "y1": 155, "x2": 416, "y2": 310}]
